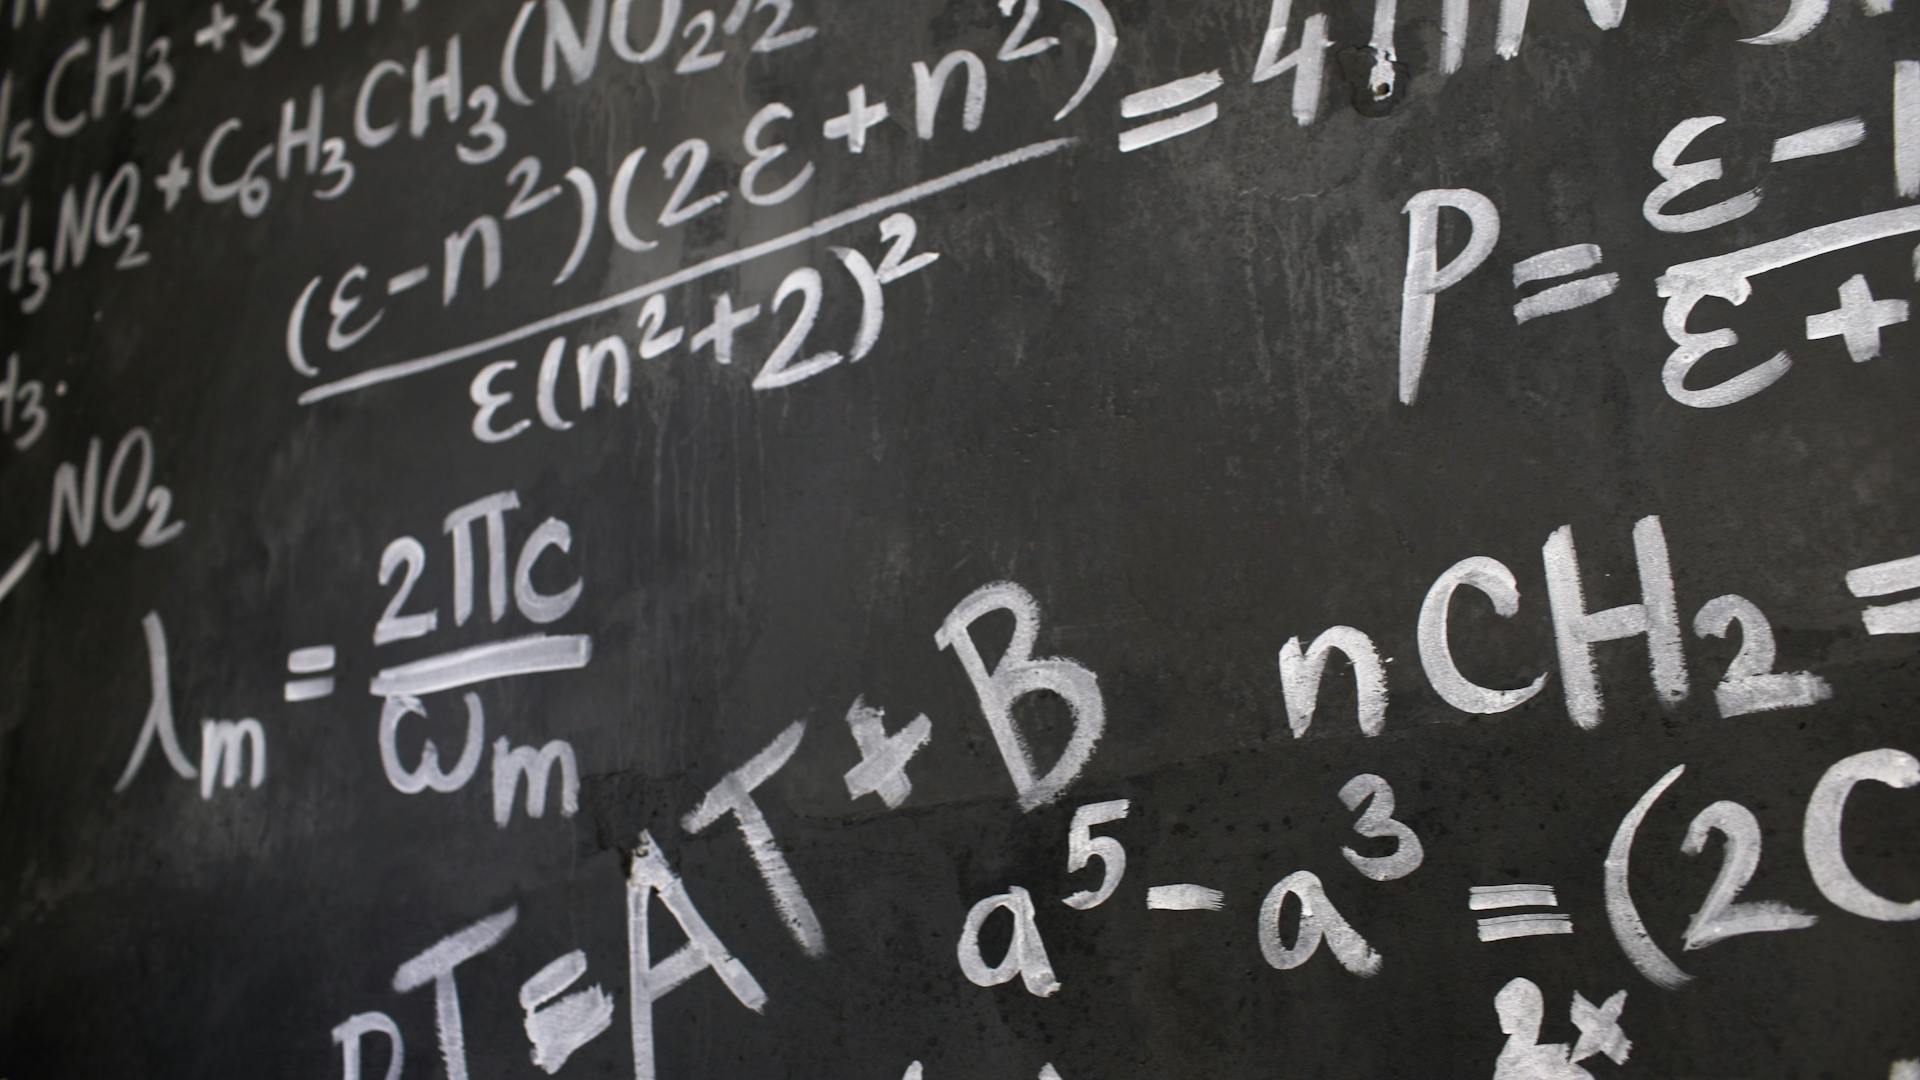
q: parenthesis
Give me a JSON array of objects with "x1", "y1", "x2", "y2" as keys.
[
  {"x1": 1604, "y1": 763, "x2": 1695, "y2": 990},
  {"x1": 501, "y1": 1, "x2": 537, "y2": 107},
  {"x1": 286, "y1": 275, "x2": 322, "y2": 376},
  {"x1": 830, "y1": 246, "x2": 884, "y2": 362},
  {"x1": 1739, "y1": 0, "x2": 1825, "y2": 45},
  {"x1": 553, "y1": 166, "x2": 598, "y2": 286},
  {"x1": 1053, "y1": 0, "x2": 1117, "y2": 121}
]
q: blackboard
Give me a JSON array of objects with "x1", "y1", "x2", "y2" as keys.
[{"x1": 2, "y1": 0, "x2": 1919, "y2": 1076}]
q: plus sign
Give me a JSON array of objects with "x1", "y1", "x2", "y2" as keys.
[
  {"x1": 153, "y1": 151, "x2": 192, "y2": 211},
  {"x1": 194, "y1": 3, "x2": 238, "y2": 51},
  {"x1": 1806, "y1": 273, "x2": 1908, "y2": 362},
  {"x1": 1568, "y1": 990, "x2": 1631, "y2": 1066},
  {"x1": 841, "y1": 697, "x2": 931, "y2": 809},
  {"x1": 689, "y1": 291, "x2": 762, "y2": 366},
  {"x1": 823, "y1": 84, "x2": 889, "y2": 155}
]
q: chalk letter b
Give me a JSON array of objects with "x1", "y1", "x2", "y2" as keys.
[{"x1": 936, "y1": 581, "x2": 1104, "y2": 811}]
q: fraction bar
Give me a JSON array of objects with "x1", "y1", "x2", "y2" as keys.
[
  {"x1": 369, "y1": 634, "x2": 593, "y2": 697},
  {"x1": 1659, "y1": 205, "x2": 1920, "y2": 299}
]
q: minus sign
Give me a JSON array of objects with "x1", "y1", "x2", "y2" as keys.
[
  {"x1": 387, "y1": 267, "x2": 431, "y2": 295},
  {"x1": 1146, "y1": 884, "x2": 1225, "y2": 911}
]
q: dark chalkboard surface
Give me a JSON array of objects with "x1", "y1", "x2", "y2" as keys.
[{"x1": 3, "y1": 0, "x2": 1919, "y2": 1076}]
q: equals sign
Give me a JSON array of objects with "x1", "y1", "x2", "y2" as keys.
[
  {"x1": 1512, "y1": 243, "x2": 1620, "y2": 324},
  {"x1": 1846, "y1": 552, "x2": 1920, "y2": 637},
  {"x1": 284, "y1": 645, "x2": 338, "y2": 702},
  {"x1": 1118, "y1": 71, "x2": 1223, "y2": 153},
  {"x1": 1471, "y1": 883, "x2": 1572, "y2": 942}
]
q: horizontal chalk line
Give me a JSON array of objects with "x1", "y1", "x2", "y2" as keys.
[
  {"x1": 1847, "y1": 553, "x2": 1920, "y2": 598},
  {"x1": 1118, "y1": 105, "x2": 1218, "y2": 153},
  {"x1": 370, "y1": 634, "x2": 592, "y2": 697},
  {"x1": 1146, "y1": 884, "x2": 1225, "y2": 911},
  {"x1": 1771, "y1": 117, "x2": 1866, "y2": 163},
  {"x1": 1476, "y1": 913, "x2": 1574, "y2": 942},
  {"x1": 287, "y1": 645, "x2": 337, "y2": 673},
  {"x1": 1659, "y1": 205, "x2": 1920, "y2": 298},
  {"x1": 283, "y1": 676, "x2": 336, "y2": 703},
  {"x1": 1121, "y1": 71, "x2": 1223, "y2": 117},
  {"x1": 1469, "y1": 885, "x2": 1559, "y2": 910},
  {"x1": 1863, "y1": 599, "x2": 1920, "y2": 636},
  {"x1": 1513, "y1": 274, "x2": 1620, "y2": 324},
  {"x1": 1513, "y1": 244, "x2": 1602, "y2": 286}
]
